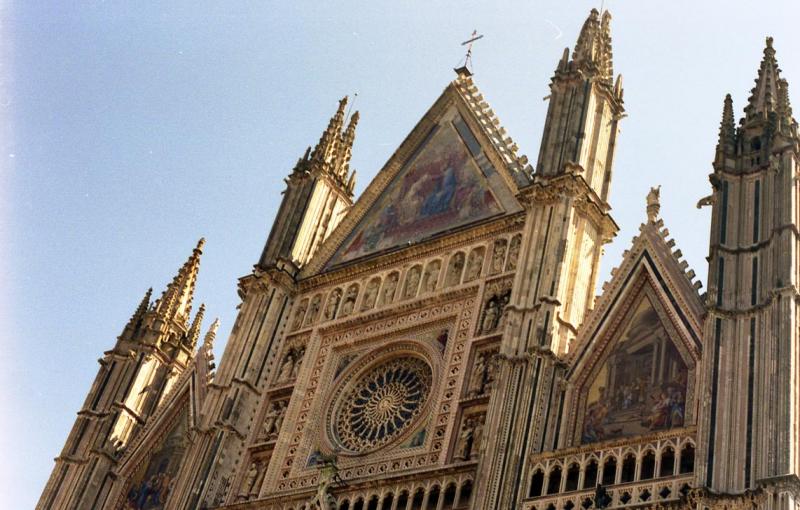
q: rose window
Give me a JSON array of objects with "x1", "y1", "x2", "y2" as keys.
[{"x1": 330, "y1": 356, "x2": 432, "y2": 454}]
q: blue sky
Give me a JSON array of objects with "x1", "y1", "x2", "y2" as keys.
[{"x1": 3, "y1": 1, "x2": 799, "y2": 507}]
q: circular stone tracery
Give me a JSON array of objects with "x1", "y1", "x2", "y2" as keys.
[{"x1": 331, "y1": 356, "x2": 432, "y2": 454}]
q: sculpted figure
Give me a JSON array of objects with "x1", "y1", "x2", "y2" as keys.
[
  {"x1": 481, "y1": 298, "x2": 499, "y2": 333},
  {"x1": 445, "y1": 252, "x2": 465, "y2": 287},
  {"x1": 241, "y1": 462, "x2": 259, "y2": 496},
  {"x1": 472, "y1": 417, "x2": 484, "y2": 457},
  {"x1": 470, "y1": 353, "x2": 487, "y2": 396},
  {"x1": 340, "y1": 285, "x2": 358, "y2": 317},
  {"x1": 291, "y1": 347, "x2": 305, "y2": 379},
  {"x1": 646, "y1": 185, "x2": 661, "y2": 222},
  {"x1": 484, "y1": 353, "x2": 497, "y2": 393},
  {"x1": 304, "y1": 294, "x2": 322, "y2": 326},
  {"x1": 506, "y1": 234, "x2": 521, "y2": 271},
  {"x1": 291, "y1": 299, "x2": 308, "y2": 331},
  {"x1": 422, "y1": 260, "x2": 441, "y2": 293},
  {"x1": 458, "y1": 418, "x2": 476, "y2": 460},
  {"x1": 262, "y1": 401, "x2": 285, "y2": 439},
  {"x1": 496, "y1": 291, "x2": 511, "y2": 331},
  {"x1": 490, "y1": 239, "x2": 507, "y2": 274},
  {"x1": 277, "y1": 352, "x2": 294, "y2": 383},
  {"x1": 464, "y1": 248, "x2": 485, "y2": 282},
  {"x1": 379, "y1": 272, "x2": 399, "y2": 306},
  {"x1": 323, "y1": 289, "x2": 342, "y2": 321},
  {"x1": 403, "y1": 266, "x2": 422, "y2": 299},
  {"x1": 361, "y1": 278, "x2": 380, "y2": 311}
]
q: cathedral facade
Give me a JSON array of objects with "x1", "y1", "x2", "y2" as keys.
[{"x1": 38, "y1": 9, "x2": 800, "y2": 510}]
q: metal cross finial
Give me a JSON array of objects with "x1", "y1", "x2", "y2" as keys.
[{"x1": 460, "y1": 30, "x2": 484, "y2": 72}]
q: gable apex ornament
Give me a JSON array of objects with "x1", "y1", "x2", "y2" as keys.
[{"x1": 646, "y1": 185, "x2": 661, "y2": 223}]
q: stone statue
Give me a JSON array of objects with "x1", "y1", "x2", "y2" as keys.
[
  {"x1": 422, "y1": 260, "x2": 441, "y2": 293},
  {"x1": 277, "y1": 352, "x2": 294, "y2": 383},
  {"x1": 445, "y1": 252, "x2": 465, "y2": 287},
  {"x1": 404, "y1": 266, "x2": 421, "y2": 299},
  {"x1": 361, "y1": 278, "x2": 380, "y2": 311},
  {"x1": 473, "y1": 417, "x2": 484, "y2": 457},
  {"x1": 490, "y1": 240, "x2": 507, "y2": 274},
  {"x1": 340, "y1": 285, "x2": 358, "y2": 317},
  {"x1": 291, "y1": 347, "x2": 305, "y2": 379},
  {"x1": 305, "y1": 295, "x2": 321, "y2": 326},
  {"x1": 240, "y1": 461, "x2": 259, "y2": 497},
  {"x1": 262, "y1": 401, "x2": 285, "y2": 440},
  {"x1": 323, "y1": 289, "x2": 342, "y2": 321},
  {"x1": 496, "y1": 292, "x2": 511, "y2": 330},
  {"x1": 646, "y1": 185, "x2": 661, "y2": 222},
  {"x1": 379, "y1": 273, "x2": 399, "y2": 306},
  {"x1": 506, "y1": 235, "x2": 521, "y2": 271},
  {"x1": 464, "y1": 249, "x2": 484, "y2": 281},
  {"x1": 458, "y1": 418, "x2": 476, "y2": 460},
  {"x1": 470, "y1": 353, "x2": 487, "y2": 396},
  {"x1": 292, "y1": 299, "x2": 308, "y2": 331},
  {"x1": 481, "y1": 298, "x2": 499, "y2": 333},
  {"x1": 484, "y1": 353, "x2": 497, "y2": 393}
]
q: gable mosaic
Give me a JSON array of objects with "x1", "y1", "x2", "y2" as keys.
[
  {"x1": 581, "y1": 298, "x2": 688, "y2": 444},
  {"x1": 328, "y1": 113, "x2": 505, "y2": 267}
]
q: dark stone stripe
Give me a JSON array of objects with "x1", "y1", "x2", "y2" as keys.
[{"x1": 706, "y1": 317, "x2": 723, "y2": 487}]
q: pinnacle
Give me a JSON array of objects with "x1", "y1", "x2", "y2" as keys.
[
  {"x1": 186, "y1": 303, "x2": 206, "y2": 347},
  {"x1": 303, "y1": 96, "x2": 360, "y2": 195},
  {"x1": 745, "y1": 36, "x2": 783, "y2": 121},
  {"x1": 202, "y1": 318, "x2": 220, "y2": 350},
  {"x1": 718, "y1": 94, "x2": 736, "y2": 152},
  {"x1": 153, "y1": 239, "x2": 205, "y2": 327},
  {"x1": 571, "y1": 8, "x2": 614, "y2": 85},
  {"x1": 122, "y1": 287, "x2": 153, "y2": 338}
]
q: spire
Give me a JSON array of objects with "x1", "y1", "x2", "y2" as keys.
[
  {"x1": 571, "y1": 8, "x2": 614, "y2": 85},
  {"x1": 312, "y1": 96, "x2": 348, "y2": 165},
  {"x1": 153, "y1": 238, "x2": 204, "y2": 327},
  {"x1": 301, "y1": 96, "x2": 359, "y2": 195},
  {"x1": 185, "y1": 303, "x2": 206, "y2": 348},
  {"x1": 121, "y1": 287, "x2": 153, "y2": 338},
  {"x1": 335, "y1": 110, "x2": 359, "y2": 181},
  {"x1": 744, "y1": 37, "x2": 781, "y2": 122},
  {"x1": 202, "y1": 317, "x2": 220, "y2": 352},
  {"x1": 717, "y1": 94, "x2": 736, "y2": 154},
  {"x1": 196, "y1": 318, "x2": 219, "y2": 384}
]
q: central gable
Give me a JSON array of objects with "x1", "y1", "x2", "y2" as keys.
[{"x1": 325, "y1": 106, "x2": 517, "y2": 268}]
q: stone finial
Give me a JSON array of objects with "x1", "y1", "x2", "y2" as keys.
[
  {"x1": 153, "y1": 238, "x2": 205, "y2": 327},
  {"x1": 646, "y1": 186, "x2": 661, "y2": 223}
]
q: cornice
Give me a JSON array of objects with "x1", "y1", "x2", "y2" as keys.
[{"x1": 297, "y1": 214, "x2": 524, "y2": 293}]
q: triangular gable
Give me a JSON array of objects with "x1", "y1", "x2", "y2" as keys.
[
  {"x1": 302, "y1": 74, "x2": 531, "y2": 276},
  {"x1": 109, "y1": 360, "x2": 204, "y2": 508},
  {"x1": 558, "y1": 218, "x2": 705, "y2": 448}
]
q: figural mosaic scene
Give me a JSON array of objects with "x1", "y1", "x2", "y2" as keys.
[{"x1": 37, "y1": 7, "x2": 800, "y2": 510}]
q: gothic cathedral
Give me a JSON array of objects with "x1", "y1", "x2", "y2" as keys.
[{"x1": 38, "y1": 9, "x2": 800, "y2": 510}]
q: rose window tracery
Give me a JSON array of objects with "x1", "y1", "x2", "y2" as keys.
[{"x1": 330, "y1": 356, "x2": 432, "y2": 454}]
